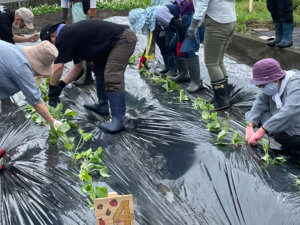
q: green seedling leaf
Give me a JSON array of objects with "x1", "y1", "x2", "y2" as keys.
[
  {"x1": 179, "y1": 89, "x2": 190, "y2": 102},
  {"x1": 94, "y1": 165, "x2": 109, "y2": 177},
  {"x1": 82, "y1": 133, "x2": 93, "y2": 142},
  {"x1": 243, "y1": 119, "x2": 249, "y2": 126},
  {"x1": 49, "y1": 135, "x2": 58, "y2": 144},
  {"x1": 217, "y1": 129, "x2": 228, "y2": 141},
  {"x1": 271, "y1": 157, "x2": 286, "y2": 166},
  {"x1": 211, "y1": 112, "x2": 218, "y2": 121},
  {"x1": 79, "y1": 129, "x2": 84, "y2": 134},
  {"x1": 202, "y1": 111, "x2": 211, "y2": 120},
  {"x1": 129, "y1": 55, "x2": 137, "y2": 65},
  {"x1": 68, "y1": 121, "x2": 79, "y2": 129},
  {"x1": 231, "y1": 131, "x2": 244, "y2": 146},
  {"x1": 206, "y1": 120, "x2": 221, "y2": 132},
  {"x1": 65, "y1": 142, "x2": 75, "y2": 151},
  {"x1": 79, "y1": 169, "x2": 92, "y2": 182},
  {"x1": 261, "y1": 153, "x2": 271, "y2": 163},
  {"x1": 193, "y1": 97, "x2": 206, "y2": 110},
  {"x1": 81, "y1": 181, "x2": 93, "y2": 194},
  {"x1": 169, "y1": 81, "x2": 180, "y2": 92},
  {"x1": 57, "y1": 122, "x2": 71, "y2": 133},
  {"x1": 95, "y1": 186, "x2": 108, "y2": 198},
  {"x1": 89, "y1": 201, "x2": 95, "y2": 210},
  {"x1": 64, "y1": 109, "x2": 77, "y2": 117},
  {"x1": 296, "y1": 175, "x2": 300, "y2": 187}
]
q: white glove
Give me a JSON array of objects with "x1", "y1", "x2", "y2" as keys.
[{"x1": 53, "y1": 119, "x2": 63, "y2": 128}]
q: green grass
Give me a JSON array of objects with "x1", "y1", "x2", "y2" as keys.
[
  {"x1": 96, "y1": 0, "x2": 151, "y2": 11},
  {"x1": 236, "y1": 0, "x2": 300, "y2": 32}
]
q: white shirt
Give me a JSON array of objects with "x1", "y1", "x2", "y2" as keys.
[
  {"x1": 193, "y1": 0, "x2": 236, "y2": 24},
  {"x1": 61, "y1": 0, "x2": 96, "y2": 9}
]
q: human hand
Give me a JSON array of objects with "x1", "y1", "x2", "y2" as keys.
[
  {"x1": 28, "y1": 33, "x2": 39, "y2": 42},
  {"x1": 139, "y1": 56, "x2": 147, "y2": 70},
  {"x1": 188, "y1": 19, "x2": 200, "y2": 39},
  {"x1": 87, "y1": 8, "x2": 96, "y2": 19},
  {"x1": 245, "y1": 125, "x2": 255, "y2": 142},
  {"x1": 53, "y1": 119, "x2": 63, "y2": 128},
  {"x1": 249, "y1": 127, "x2": 265, "y2": 146}
]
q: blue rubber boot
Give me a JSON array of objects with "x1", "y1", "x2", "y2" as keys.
[
  {"x1": 267, "y1": 23, "x2": 282, "y2": 46},
  {"x1": 84, "y1": 78, "x2": 109, "y2": 115},
  {"x1": 99, "y1": 93, "x2": 126, "y2": 134},
  {"x1": 276, "y1": 23, "x2": 293, "y2": 48}
]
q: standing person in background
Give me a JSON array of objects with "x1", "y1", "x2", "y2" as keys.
[
  {"x1": 245, "y1": 58, "x2": 300, "y2": 156},
  {"x1": 60, "y1": 0, "x2": 97, "y2": 86},
  {"x1": 0, "y1": 6, "x2": 39, "y2": 44},
  {"x1": 188, "y1": 0, "x2": 236, "y2": 110},
  {"x1": 266, "y1": 0, "x2": 293, "y2": 48}
]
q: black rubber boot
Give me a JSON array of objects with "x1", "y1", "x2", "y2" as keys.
[
  {"x1": 224, "y1": 76, "x2": 235, "y2": 96},
  {"x1": 84, "y1": 78, "x2": 109, "y2": 115},
  {"x1": 211, "y1": 79, "x2": 230, "y2": 111},
  {"x1": 276, "y1": 23, "x2": 293, "y2": 48},
  {"x1": 185, "y1": 56, "x2": 203, "y2": 93},
  {"x1": 62, "y1": 8, "x2": 69, "y2": 22},
  {"x1": 99, "y1": 93, "x2": 126, "y2": 134},
  {"x1": 48, "y1": 80, "x2": 66, "y2": 107},
  {"x1": 170, "y1": 58, "x2": 189, "y2": 82},
  {"x1": 158, "y1": 54, "x2": 171, "y2": 74},
  {"x1": 267, "y1": 23, "x2": 282, "y2": 46},
  {"x1": 73, "y1": 61, "x2": 94, "y2": 86}
]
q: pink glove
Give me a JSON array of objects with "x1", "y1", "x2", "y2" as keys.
[
  {"x1": 248, "y1": 127, "x2": 265, "y2": 146},
  {"x1": 53, "y1": 119, "x2": 63, "y2": 128},
  {"x1": 0, "y1": 148, "x2": 5, "y2": 159},
  {"x1": 245, "y1": 126, "x2": 255, "y2": 142}
]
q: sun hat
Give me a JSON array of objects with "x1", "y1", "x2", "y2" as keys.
[
  {"x1": 22, "y1": 41, "x2": 58, "y2": 77},
  {"x1": 129, "y1": 7, "x2": 157, "y2": 34},
  {"x1": 251, "y1": 58, "x2": 286, "y2": 85},
  {"x1": 40, "y1": 23, "x2": 62, "y2": 41},
  {"x1": 15, "y1": 8, "x2": 34, "y2": 29}
]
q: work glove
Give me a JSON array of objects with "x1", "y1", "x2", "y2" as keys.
[
  {"x1": 53, "y1": 119, "x2": 63, "y2": 128},
  {"x1": 48, "y1": 81, "x2": 66, "y2": 107},
  {"x1": 176, "y1": 42, "x2": 183, "y2": 58},
  {"x1": 248, "y1": 127, "x2": 265, "y2": 146},
  {"x1": 188, "y1": 19, "x2": 200, "y2": 40},
  {"x1": 139, "y1": 56, "x2": 147, "y2": 70},
  {"x1": 0, "y1": 148, "x2": 5, "y2": 159},
  {"x1": 245, "y1": 125, "x2": 255, "y2": 142}
]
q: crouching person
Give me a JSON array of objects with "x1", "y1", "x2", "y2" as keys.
[
  {"x1": 245, "y1": 58, "x2": 300, "y2": 155},
  {"x1": 0, "y1": 40, "x2": 62, "y2": 128},
  {"x1": 40, "y1": 20, "x2": 137, "y2": 134}
]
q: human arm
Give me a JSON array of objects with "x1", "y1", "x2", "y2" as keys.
[
  {"x1": 245, "y1": 93, "x2": 270, "y2": 127},
  {"x1": 87, "y1": 0, "x2": 97, "y2": 19},
  {"x1": 50, "y1": 63, "x2": 64, "y2": 86},
  {"x1": 62, "y1": 61, "x2": 83, "y2": 84},
  {"x1": 13, "y1": 33, "x2": 39, "y2": 43},
  {"x1": 263, "y1": 80, "x2": 300, "y2": 135},
  {"x1": 192, "y1": 0, "x2": 209, "y2": 21},
  {"x1": 33, "y1": 101, "x2": 62, "y2": 127}
]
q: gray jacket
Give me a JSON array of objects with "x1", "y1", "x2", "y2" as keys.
[
  {"x1": 245, "y1": 72, "x2": 300, "y2": 136},
  {"x1": 0, "y1": 40, "x2": 42, "y2": 106}
]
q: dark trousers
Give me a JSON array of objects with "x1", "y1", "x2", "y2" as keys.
[
  {"x1": 93, "y1": 29, "x2": 137, "y2": 92},
  {"x1": 267, "y1": 0, "x2": 293, "y2": 23},
  {"x1": 154, "y1": 30, "x2": 171, "y2": 55},
  {"x1": 274, "y1": 132, "x2": 300, "y2": 154}
]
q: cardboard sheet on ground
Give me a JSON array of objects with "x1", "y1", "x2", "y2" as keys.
[{"x1": 1, "y1": 17, "x2": 300, "y2": 225}]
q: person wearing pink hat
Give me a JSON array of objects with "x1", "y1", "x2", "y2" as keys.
[{"x1": 245, "y1": 58, "x2": 300, "y2": 155}]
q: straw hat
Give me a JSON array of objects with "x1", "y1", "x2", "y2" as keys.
[{"x1": 22, "y1": 41, "x2": 58, "y2": 77}]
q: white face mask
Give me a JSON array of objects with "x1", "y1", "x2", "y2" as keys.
[
  {"x1": 261, "y1": 82, "x2": 278, "y2": 96},
  {"x1": 12, "y1": 22, "x2": 20, "y2": 29}
]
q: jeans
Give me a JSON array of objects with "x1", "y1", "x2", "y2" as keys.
[{"x1": 267, "y1": 0, "x2": 293, "y2": 23}]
